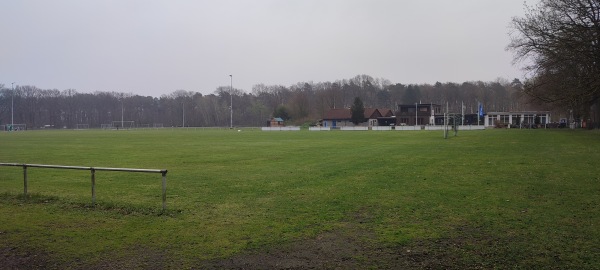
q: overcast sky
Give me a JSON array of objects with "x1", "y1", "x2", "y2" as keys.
[{"x1": 1, "y1": 0, "x2": 532, "y2": 97}]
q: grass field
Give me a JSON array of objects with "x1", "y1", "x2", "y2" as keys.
[{"x1": 1, "y1": 128, "x2": 599, "y2": 269}]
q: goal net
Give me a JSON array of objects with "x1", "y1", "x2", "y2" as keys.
[
  {"x1": 3, "y1": 124, "x2": 26, "y2": 131},
  {"x1": 101, "y1": 124, "x2": 113, "y2": 130},
  {"x1": 112, "y1": 121, "x2": 135, "y2": 130},
  {"x1": 75, "y1": 124, "x2": 90, "y2": 130},
  {"x1": 153, "y1": 123, "x2": 164, "y2": 128},
  {"x1": 444, "y1": 113, "x2": 460, "y2": 139}
]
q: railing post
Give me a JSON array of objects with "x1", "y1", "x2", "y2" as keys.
[
  {"x1": 91, "y1": 168, "x2": 96, "y2": 206},
  {"x1": 23, "y1": 165, "x2": 28, "y2": 197},
  {"x1": 162, "y1": 171, "x2": 167, "y2": 211}
]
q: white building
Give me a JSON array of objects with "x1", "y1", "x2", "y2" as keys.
[{"x1": 485, "y1": 111, "x2": 551, "y2": 128}]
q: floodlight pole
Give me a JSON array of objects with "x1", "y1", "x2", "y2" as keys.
[
  {"x1": 461, "y1": 101, "x2": 465, "y2": 126},
  {"x1": 11, "y1": 82, "x2": 15, "y2": 127},
  {"x1": 415, "y1": 103, "x2": 418, "y2": 126},
  {"x1": 121, "y1": 99, "x2": 124, "y2": 129},
  {"x1": 230, "y1": 74, "x2": 233, "y2": 129}
]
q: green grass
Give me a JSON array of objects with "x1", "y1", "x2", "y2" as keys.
[{"x1": 1, "y1": 128, "x2": 599, "y2": 268}]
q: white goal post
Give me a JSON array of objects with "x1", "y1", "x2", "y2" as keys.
[
  {"x1": 75, "y1": 124, "x2": 90, "y2": 130},
  {"x1": 112, "y1": 121, "x2": 135, "y2": 130}
]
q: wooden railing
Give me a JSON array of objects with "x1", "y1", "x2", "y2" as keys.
[{"x1": 0, "y1": 163, "x2": 168, "y2": 210}]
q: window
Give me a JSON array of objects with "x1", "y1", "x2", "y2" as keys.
[{"x1": 523, "y1": 114, "x2": 535, "y2": 124}]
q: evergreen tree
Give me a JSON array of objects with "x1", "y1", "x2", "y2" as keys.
[
  {"x1": 273, "y1": 105, "x2": 291, "y2": 120},
  {"x1": 350, "y1": 97, "x2": 365, "y2": 125}
]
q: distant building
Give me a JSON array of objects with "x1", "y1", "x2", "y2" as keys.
[
  {"x1": 485, "y1": 111, "x2": 551, "y2": 128},
  {"x1": 395, "y1": 104, "x2": 441, "y2": 126},
  {"x1": 394, "y1": 104, "x2": 552, "y2": 128},
  {"x1": 322, "y1": 108, "x2": 394, "y2": 128},
  {"x1": 269, "y1": 117, "x2": 285, "y2": 127}
]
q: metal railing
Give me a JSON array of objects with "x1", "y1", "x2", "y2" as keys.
[{"x1": 0, "y1": 163, "x2": 168, "y2": 210}]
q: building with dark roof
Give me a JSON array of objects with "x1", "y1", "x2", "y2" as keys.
[
  {"x1": 322, "y1": 108, "x2": 394, "y2": 128},
  {"x1": 395, "y1": 104, "x2": 441, "y2": 126}
]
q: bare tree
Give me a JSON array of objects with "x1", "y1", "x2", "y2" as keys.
[{"x1": 508, "y1": 0, "x2": 600, "y2": 123}]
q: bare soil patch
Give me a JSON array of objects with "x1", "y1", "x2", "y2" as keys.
[
  {"x1": 1, "y1": 246, "x2": 56, "y2": 270},
  {"x1": 199, "y1": 215, "x2": 511, "y2": 269},
  {"x1": 0, "y1": 229, "x2": 514, "y2": 270},
  {"x1": 2, "y1": 212, "x2": 513, "y2": 270},
  {"x1": 198, "y1": 229, "x2": 505, "y2": 269}
]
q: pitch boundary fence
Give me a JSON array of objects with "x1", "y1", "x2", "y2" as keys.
[{"x1": 0, "y1": 163, "x2": 168, "y2": 211}]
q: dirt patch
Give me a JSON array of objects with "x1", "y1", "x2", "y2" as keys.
[
  {"x1": 200, "y1": 229, "x2": 369, "y2": 269},
  {"x1": 83, "y1": 247, "x2": 172, "y2": 270},
  {"x1": 1, "y1": 233, "x2": 506, "y2": 270},
  {"x1": 200, "y1": 208, "x2": 379, "y2": 269},
  {"x1": 0, "y1": 246, "x2": 56, "y2": 270},
  {"x1": 199, "y1": 232, "x2": 489, "y2": 269},
  {"x1": 1, "y1": 211, "x2": 515, "y2": 270},
  {"x1": 199, "y1": 224, "x2": 514, "y2": 269},
  {"x1": 0, "y1": 245, "x2": 178, "y2": 270}
]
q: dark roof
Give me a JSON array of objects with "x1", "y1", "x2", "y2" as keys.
[
  {"x1": 378, "y1": 108, "x2": 394, "y2": 117},
  {"x1": 323, "y1": 108, "x2": 394, "y2": 120},
  {"x1": 398, "y1": 103, "x2": 441, "y2": 108},
  {"x1": 364, "y1": 108, "x2": 380, "y2": 119},
  {"x1": 323, "y1": 109, "x2": 351, "y2": 120}
]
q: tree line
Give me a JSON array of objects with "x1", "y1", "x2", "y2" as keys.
[
  {"x1": 508, "y1": 0, "x2": 600, "y2": 127},
  {"x1": 4, "y1": 0, "x2": 598, "y2": 129},
  {"x1": 0, "y1": 75, "x2": 539, "y2": 129}
]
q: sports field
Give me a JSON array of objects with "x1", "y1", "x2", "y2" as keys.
[{"x1": 1, "y1": 128, "x2": 599, "y2": 269}]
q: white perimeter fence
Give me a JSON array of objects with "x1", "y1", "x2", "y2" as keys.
[
  {"x1": 262, "y1": 125, "x2": 486, "y2": 131},
  {"x1": 340, "y1": 126, "x2": 369, "y2": 131},
  {"x1": 0, "y1": 163, "x2": 168, "y2": 211},
  {"x1": 261, "y1": 127, "x2": 301, "y2": 131},
  {"x1": 458, "y1": 125, "x2": 486, "y2": 130},
  {"x1": 309, "y1": 127, "x2": 331, "y2": 131}
]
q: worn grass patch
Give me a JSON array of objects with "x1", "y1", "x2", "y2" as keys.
[{"x1": 1, "y1": 128, "x2": 599, "y2": 269}]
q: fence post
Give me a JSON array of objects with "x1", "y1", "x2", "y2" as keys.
[
  {"x1": 91, "y1": 168, "x2": 96, "y2": 206},
  {"x1": 162, "y1": 171, "x2": 167, "y2": 211},
  {"x1": 23, "y1": 165, "x2": 28, "y2": 197}
]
